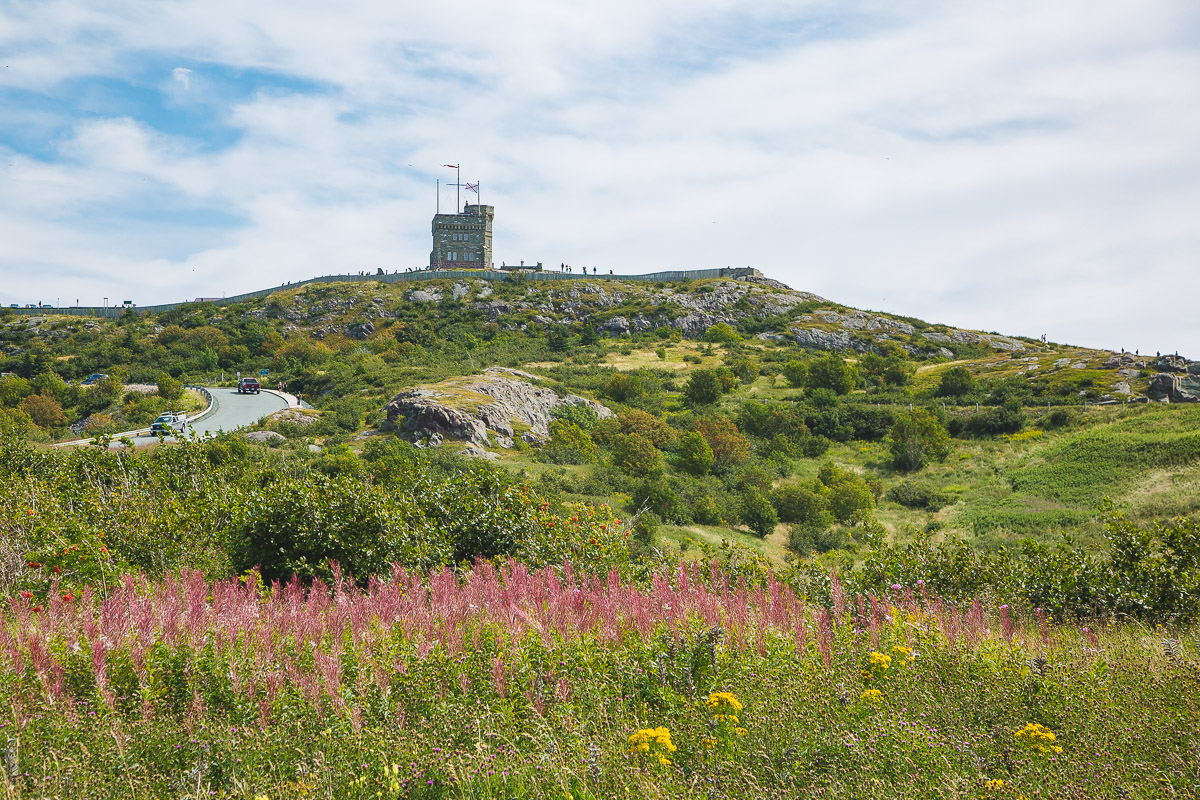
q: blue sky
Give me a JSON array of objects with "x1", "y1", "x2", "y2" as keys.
[{"x1": 1, "y1": 0, "x2": 1198, "y2": 354}]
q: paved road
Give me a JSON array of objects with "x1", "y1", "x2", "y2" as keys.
[
  {"x1": 188, "y1": 387, "x2": 289, "y2": 438},
  {"x1": 121, "y1": 387, "x2": 288, "y2": 445}
]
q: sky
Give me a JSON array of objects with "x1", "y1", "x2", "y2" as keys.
[{"x1": 1, "y1": 0, "x2": 1198, "y2": 355}]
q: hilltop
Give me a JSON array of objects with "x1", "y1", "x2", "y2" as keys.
[{"x1": 3, "y1": 270, "x2": 1199, "y2": 567}]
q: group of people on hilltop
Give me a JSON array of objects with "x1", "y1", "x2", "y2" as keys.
[{"x1": 560, "y1": 264, "x2": 612, "y2": 275}]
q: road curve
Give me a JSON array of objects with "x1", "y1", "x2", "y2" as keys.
[{"x1": 188, "y1": 387, "x2": 289, "y2": 438}]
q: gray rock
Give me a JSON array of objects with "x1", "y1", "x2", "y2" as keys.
[
  {"x1": 493, "y1": 435, "x2": 514, "y2": 449},
  {"x1": 307, "y1": 444, "x2": 323, "y2": 453},
  {"x1": 1157, "y1": 354, "x2": 1189, "y2": 373},
  {"x1": 347, "y1": 321, "x2": 375, "y2": 340},
  {"x1": 408, "y1": 289, "x2": 442, "y2": 303},
  {"x1": 451, "y1": 283, "x2": 469, "y2": 301},
  {"x1": 458, "y1": 446, "x2": 499, "y2": 460},
  {"x1": 601, "y1": 316, "x2": 629, "y2": 334},
  {"x1": 245, "y1": 430, "x2": 286, "y2": 445},
  {"x1": 1114, "y1": 381, "x2": 1131, "y2": 395},
  {"x1": 428, "y1": 432, "x2": 443, "y2": 447},
  {"x1": 384, "y1": 367, "x2": 613, "y2": 446},
  {"x1": 1071, "y1": 361, "x2": 1087, "y2": 369},
  {"x1": 1053, "y1": 358, "x2": 1072, "y2": 368}
]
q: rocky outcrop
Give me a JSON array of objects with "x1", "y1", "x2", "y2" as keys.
[
  {"x1": 245, "y1": 430, "x2": 286, "y2": 445},
  {"x1": 384, "y1": 367, "x2": 614, "y2": 448},
  {"x1": 1147, "y1": 373, "x2": 1200, "y2": 403}
]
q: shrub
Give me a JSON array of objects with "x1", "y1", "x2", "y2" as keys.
[
  {"x1": 740, "y1": 487, "x2": 779, "y2": 538},
  {"x1": 781, "y1": 360, "x2": 809, "y2": 388},
  {"x1": 888, "y1": 409, "x2": 951, "y2": 471},
  {"x1": 675, "y1": 431, "x2": 715, "y2": 476},
  {"x1": 885, "y1": 481, "x2": 952, "y2": 510},
  {"x1": 696, "y1": 416, "x2": 750, "y2": 472},
  {"x1": 936, "y1": 366, "x2": 976, "y2": 398},
  {"x1": 807, "y1": 355, "x2": 857, "y2": 395},
  {"x1": 827, "y1": 480, "x2": 874, "y2": 523},
  {"x1": 619, "y1": 409, "x2": 675, "y2": 448},
  {"x1": 703, "y1": 323, "x2": 742, "y2": 344},
  {"x1": 684, "y1": 370, "x2": 723, "y2": 405},
  {"x1": 541, "y1": 420, "x2": 598, "y2": 465},
  {"x1": 551, "y1": 402, "x2": 600, "y2": 432},
  {"x1": 770, "y1": 483, "x2": 829, "y2": 525},
  {"x1": 611, "y1": 433, "x2": 663, "y2": 477},
  {"x1": 156, "y1": 372, "x2": 184, "y2": 403},
  {"x1": 20, "y1": 394, "x2": 66, "y2": 429}
]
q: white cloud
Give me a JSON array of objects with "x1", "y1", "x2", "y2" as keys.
[{"x1": 0, "y1": 0, "x2": 1197, "y2": 354}]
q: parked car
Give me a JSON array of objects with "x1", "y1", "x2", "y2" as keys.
[
  {"x1": 149, "y1": 412, "x2": 187, "y2": 436},
  {"x1": 82, "y1": 373, "x2": 109, "y2": 386},
  {"x1": 237, "y1": 377, "x2": 261, "y2": 394}
]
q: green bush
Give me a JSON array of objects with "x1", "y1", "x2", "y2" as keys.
[
  {"x1": 740, "y1": 486, "x2": 779, "y2": 538},
  {"x1": 807, "y1": 355, "x2": 857, "y2": 395},
  {"x1": 885, "y1": 481, "x2": 952, "y2": 510},
  {"x1": 675, "y1": 431, "x2": 715, "y2": 476},
  {"x1": 888, "y1": 408, "x2": 951, "y2": 471}
]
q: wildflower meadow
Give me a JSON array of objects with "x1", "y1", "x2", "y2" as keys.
[{"x1": 0, "y1": 562, "x2": 1195, "y2": 798}]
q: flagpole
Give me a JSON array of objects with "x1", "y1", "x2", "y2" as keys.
[
  {"x1": 436, "y1": 178, "x2": 440, "y2": 215},
  {"x1": 456, "y1": 164, "x2": 460, "y2": 212}
]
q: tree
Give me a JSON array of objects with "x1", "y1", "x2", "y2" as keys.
[
  {"x1": 20, "y1": 394, "x2": 66, "y2": 429},
  {"x1": 807, "y1": 355, "x2": 858, "y2": 395},
  {"x1": 542, "y1": 420, "x2": 598, "y2": 464},
  {"x1": 936, "y1": 366, "x2": 975, "y2": 398},
  {"x1": 579, "y1": 322, "x2": 599, "y2": 346},
  {"x1": 740, "y1": 487, "x2": 779, "y2": 538},
  {"x1": 888, "y1": 408, "x2": 951, "y2": 471},
  {"x1": 546, "y1": 325, "x2": 570, "y2": 352},
  {"x1": 770, "y1": 483, "x2": 829, "y2": 526},
  {"x1": 611, "y1": 433, "x2": 662, "y2": 477},
  {"x1": 827, "y1": 480, "x2": 874, "y2": 523},
  {"x1": 684, "y1": 370, "x2": 723, "y2": 405},
  {"x1": 619, "y1": 409, "x2": 675, "y2": 448},
  {"x1": 781, "y1": 360, "x2": 809, "y2": 388},
  {"x1": 695, "y1": 416, "x2": 750, "y2": 471},
  {"x1": 675, "y1": 431, "x2": 715, "y2": 476},
  {"x1": 703, "y1": 323, "x2": 743, "y2": 344},
  {"x1": 157, "y1": 372, "x2": 184, "y2": 403}
]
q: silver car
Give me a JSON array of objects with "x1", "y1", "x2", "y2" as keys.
[{"x1": 149, "y1": 412, "x2": 188, "y2": 436}]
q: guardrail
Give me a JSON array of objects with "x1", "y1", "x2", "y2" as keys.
[
  {"x1": 3, "y1": 267, "x2": 764, "y2": 318},
  {"x1": 53, "y1": 385, "x2": 216, "y2": 448}
]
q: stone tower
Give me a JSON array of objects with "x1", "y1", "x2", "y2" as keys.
[{"x1": 430, "y1": 203, "x2": 494, "y2": 269}]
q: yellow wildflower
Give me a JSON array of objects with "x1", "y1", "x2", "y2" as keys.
[
  {"x1": 627, "y1": 726, "x2": 677, "y2": 767},
  {"x1": 985, "y1": 778, "x2": 1004, "y2": 790},
  {"x1": 706, "y1": 692, "x2": 744, "y2": 716},
  {"x1": 1014, "y1": 723, "x2": 1063, "y2": 755},
  {"x1": 859, "y1": 688, "x2": 883, "y2": 704},
  {"x1": 890, "y1": 645, "x2": 914, "y2": 663},
  {"x1": 868, "y1": 651, "x2": 892, "y2": 670}
]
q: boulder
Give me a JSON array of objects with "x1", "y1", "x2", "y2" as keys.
[
  {"x1": 245, "y1": 430, "x2": 286, "y2": 445},
  {"x1": 1147, "y1": 373, "x2": 1199, "y2": 403},
  {"x1": 1157, "y1": 354, "x2": 1189, "y2": 373},
  {"x1": 601, "y1": 316, "x2": 629, "y2": 334},
  {"x1": 383, "y1": 367, "x2": 613, "y2": 446},
  {"x1": 459, "y1": 446, "x2": 499, "y2": 460},
  {"x1": 347, "y1": 321, "x2": 375, "y2": 340},
  {"x1": 408, "y1": 289, "x2": 442, "y2": 303}
]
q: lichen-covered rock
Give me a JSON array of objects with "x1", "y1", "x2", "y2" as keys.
[
  {"x1": 383, "y1": 367, "x2": 613, "y2": 446},
  {"x1": 245, "y1": 430, "x2": 286, "y2": 445}
]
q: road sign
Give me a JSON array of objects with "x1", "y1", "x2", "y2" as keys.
[{"x1": 260, "y1": 369, "x2": 269, "y2": 376}]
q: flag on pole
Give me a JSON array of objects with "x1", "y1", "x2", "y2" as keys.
[
  {"x1": 442, "y1": 164, "x2": 458, "y2": 168},
  {"x1": 465, "y1": 182, "x2": 479, "y2": 194}
]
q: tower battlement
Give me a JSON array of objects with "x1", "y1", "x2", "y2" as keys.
[{"x1": 430, "y1": 203, "x2": 493, "y2": 269}]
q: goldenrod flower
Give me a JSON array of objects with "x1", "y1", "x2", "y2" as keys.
[
  {"x1": 859, "y1": 688, "x2": 883, "y2": 704},
  {"x1": 627, "y1": 726, "x2": 677, "y2": 766},
  {"x1": 1014, "y1": 723, "x2": 1063, "y2": 755}
]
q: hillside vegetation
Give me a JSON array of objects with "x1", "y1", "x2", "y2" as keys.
[{"x1": 1, "y1": 272, "x2": 1199, "y2": 796}]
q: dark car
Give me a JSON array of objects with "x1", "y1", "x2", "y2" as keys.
[
  {"x1": 82, "y1": 373, "x2": 109, "y2": 385},
  {"x1": 237, "y1": 377, "x2": 261, "y2": 394}
]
